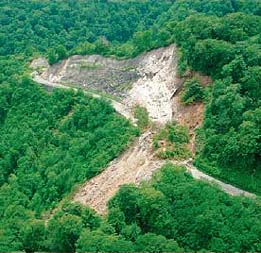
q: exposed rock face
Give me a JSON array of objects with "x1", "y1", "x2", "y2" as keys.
[
  {"x1": 126, "y1": 45, "x2": 178, "y2": 123},
  {"x1": 41, "y1": 45, "x2": 179, "y2": 124},
  {"x1": 43, "y1": 55, "x2": 140, "y2": 97}
]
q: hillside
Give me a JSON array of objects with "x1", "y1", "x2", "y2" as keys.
[
  {"x1": 32, "y1": 46, "x2": 254, "y2": 216},
  {"x1": 0, "y1": 0, "x2": 260, "y2": 252}
]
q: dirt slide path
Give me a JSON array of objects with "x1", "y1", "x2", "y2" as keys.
[
  {"x1": 73, "y1": 131, "x2": 165, "y2": 215},
  {"x1": 73, "y1": 147, "x2": 255, "y2": 215}
]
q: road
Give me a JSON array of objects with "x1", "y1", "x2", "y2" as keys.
[
  {"x1": 32, "y1": 73, "x2": 135, "y2": 122},
  {"x1": 177, "y1": 161, "x2": 255, "y2": 198}
]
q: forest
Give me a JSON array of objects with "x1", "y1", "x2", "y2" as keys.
[
  {"x1": 1, "y1": 164, "x2": 260, "y2": 252},
  {"x1": 0, "y1": 77, "x2": 138, "y2": 250},
  {"x1": 0, "y1": 0, "x2": 260, "y2": 252}
]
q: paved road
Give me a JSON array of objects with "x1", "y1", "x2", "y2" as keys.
[
  {"x1": 32, "y1": 73, "x2": 135, "y2": 122},
  {"x1": 177, "y1": 161, "x2": 256, "y2": 198},
  {"x1": 32, "y1": 73, "x2": 256, "y2": 201}
]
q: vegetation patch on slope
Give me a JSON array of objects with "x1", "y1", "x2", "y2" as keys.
[{"x1": 153, "y1": 123, "x2": 191, "y2": 160}]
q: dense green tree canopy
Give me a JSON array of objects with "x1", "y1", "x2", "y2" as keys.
[
  {"x1": 0, "y1": 0, "x2": 260, "y2": 251},
  {"x1": 0, "y1": 78, "x2": 137, "y2": 251},
  {"x1": 108, "y1": 164, "x2": 261, "y2": 252},
  {"x1": 0, "y1": 0, "x2": 172, "y2": 57}
]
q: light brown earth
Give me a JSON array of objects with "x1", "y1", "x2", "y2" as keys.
[
  {"x1": 172, "y1": 96, "x2": 204, "y2": 155},
  {"x1": 73, "y1": 131, "x2": 165, "y2": 215}
]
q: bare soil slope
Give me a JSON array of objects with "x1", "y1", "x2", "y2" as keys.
[{"x1": 73, "y1": 131, "x2": 164, "y2": 215}]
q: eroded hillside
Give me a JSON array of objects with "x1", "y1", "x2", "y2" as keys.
[
  {"x1": 31, "y1": 45, "x2": 255, "y2": 216},
  {"x1": 36, "y1": 45, "x2": 179, "y2": 124}
]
